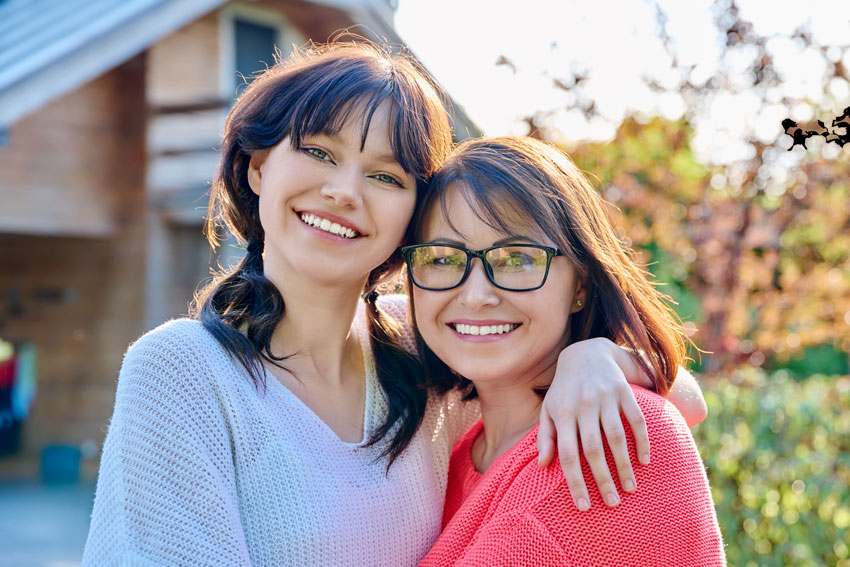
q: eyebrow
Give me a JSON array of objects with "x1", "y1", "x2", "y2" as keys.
[
  {"x1": 304, "y1": 133, "x2": 408, "y2": 170},
  {"x1": 428, "y1": 234, "x2": 543, "y2": 247}
]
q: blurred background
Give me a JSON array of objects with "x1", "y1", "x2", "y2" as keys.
[{"x1": 0, "y1": 0, "x2": 847, "y2": 565}]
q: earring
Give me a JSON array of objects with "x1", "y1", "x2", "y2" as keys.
[{"x1": 575, "y1": 299, "x2": 583, "y2": 307}]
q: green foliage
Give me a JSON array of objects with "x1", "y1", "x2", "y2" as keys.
[
  {"x1": 693, "y1": 368, "x2": 850, "y2": 566},
  {"x1": 771, "y1": 345, "x2": 850, "y2": 378}
]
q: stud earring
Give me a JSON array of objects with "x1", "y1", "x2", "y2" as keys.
[{"x1": 575, "y1": 299, "x2": 583, "y2": 307}]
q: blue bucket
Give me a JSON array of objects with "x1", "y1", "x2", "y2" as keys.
[{"x1": 40, "y1": 444, "x2": 81, "y2": 485}]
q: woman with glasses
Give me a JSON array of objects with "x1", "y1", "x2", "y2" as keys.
[{"x1": 408, "y1": 137, "x2": 726, "y2": 566}]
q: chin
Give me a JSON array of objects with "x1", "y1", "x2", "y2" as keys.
[{"x1": 450, "y1": 365, "x2": 509, "y2": 385}]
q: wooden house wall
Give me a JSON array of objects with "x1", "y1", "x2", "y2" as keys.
[{"x1": 0, "y1": 55, "x2": 147, "y2": 476}]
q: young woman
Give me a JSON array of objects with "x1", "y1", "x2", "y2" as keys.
[
  {"x1": 83, "y1": 42, "x2": 706, "y2": 566},
  {"x1": 408, "y1": 137, "x2": 725, "y2": 566}
]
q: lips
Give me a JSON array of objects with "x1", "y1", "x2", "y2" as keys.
[{"x1": 298, "y1": 210, "x2": 363, "y2": 239}]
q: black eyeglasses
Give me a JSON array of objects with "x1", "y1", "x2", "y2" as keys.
[{"x1": 400, "y1": 243, "x2": 562, "y2": 292}]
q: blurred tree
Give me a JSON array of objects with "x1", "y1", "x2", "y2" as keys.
[
  {"x1": 569, "y1": 116, "x2": 850, "y2": 374},
  {"x1": 513, "y1": 0, "x2": 850, "y2": 374}
]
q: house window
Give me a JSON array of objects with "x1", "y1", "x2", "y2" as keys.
[
  {"x1": 234, "y1": 18, "x2": 278, "y2": 95},
  {"x1": 219, "y1": 5, "x2": 302, "y2": 100}
]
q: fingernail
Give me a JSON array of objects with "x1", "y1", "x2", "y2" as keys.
[
  {"x1": 624, "y1": 479, "x2": 635, "y2": 492},
  {"x1": 577, "y1": 498, "x2": 590, "y2": 511},
  {"x1": 640, "y1": 453, "x2": 650, "y2": 465},
  {"x1": 606, "y1": 493, "x2": 619, "y2": 507}
]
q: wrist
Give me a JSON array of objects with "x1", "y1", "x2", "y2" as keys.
[
  {"x1": 560, "y1": 336, "x2": 614, "y2": 361},
  {"x1": 572, "y1": 338, "x2": 650, "y2": 388}
]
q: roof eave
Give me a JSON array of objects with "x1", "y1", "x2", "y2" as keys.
[{"x1": 0, "y1": 0, "x2": 227, "y2": 130}]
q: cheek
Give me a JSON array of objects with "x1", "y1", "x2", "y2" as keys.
[
  {"x1": 412, "y1": 289, "x2": 444, "y2": 341},
  {"x1": 256, "y1": 192, "x2": 274, "y2": 232},
  {"x1": 391, "y1": 194, "x2": 417, "y2": 238}
]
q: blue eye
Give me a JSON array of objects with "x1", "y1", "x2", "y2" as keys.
[
  {"x1": 371, "y1": 173, "x2": 405, "y2": 187},
  {"x1": 303, "y1": 147, "x2": 332, "y2": 161}
]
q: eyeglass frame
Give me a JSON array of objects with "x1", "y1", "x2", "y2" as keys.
[{"x1": 400, "y1": 242, "x2": 563, "y2": 292}]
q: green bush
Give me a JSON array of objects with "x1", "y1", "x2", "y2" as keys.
[{"x1": 692, "y1": 367, "x2": 850, "y2": 566}]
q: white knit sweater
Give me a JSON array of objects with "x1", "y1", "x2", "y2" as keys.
[{"x1": 82, "y1": 298, "x2": 477, "y2": 566}]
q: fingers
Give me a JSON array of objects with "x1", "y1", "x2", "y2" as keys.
[
  {"x1": 578, "y1": 408, "x2": 621, "y2": 508},
  {"x1": 536, "y1": 404, "x2": 556, "y2": 468},
  {"x1": 600, "y1": 403, "x2": 635, "y2": 495},
  {"x1": 621, "y1": 391, "x2": 650, "y2": 465},
  {"x1": 556, "y1": 419, "x2": 590, "y2": 511}
]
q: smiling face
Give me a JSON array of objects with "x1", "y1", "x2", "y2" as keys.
[
  {"x1": 412, "y1": 183, "x2": 585, "y2": 390},
  {"x1": 247, "y1": 101, "x2": 417, "y2": 291}
]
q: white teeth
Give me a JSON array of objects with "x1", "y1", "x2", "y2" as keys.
[
  {"x1": 454, "y1": 324, "x2": 517, "y2": 336},
  {"x1": 300, "y1": 213, "x2": 358, "y2": 238}
]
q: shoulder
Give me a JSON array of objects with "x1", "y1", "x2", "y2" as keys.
[
  {"x1": 123, "y1": 318, "x2": 223, "y2": 366},
  {"x1": 511, "y1": 388, "x2": 702, "y2": 509},
  {"x1": 127, "y1": 318, "x2": 214, "y2": 352},
  {"x1": 375, "y1": 293, "x2": 411, "y2": 324},
  {"x1": 630, "y1": 385, "x2": 693, "y2": 443},
  {"x1": 375, "y1": 294, "x2": 416, "y2": 354},
  {"x1": 118, "y1": 318, "x2": 234, "y2": 396}
]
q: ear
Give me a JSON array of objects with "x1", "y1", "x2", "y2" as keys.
[
  {"x1": 247, "y1": 150, "x2": 270, "y2": 196},
  {"x1": 570, "y1": 279, "x2": 586, "y2": 314}
]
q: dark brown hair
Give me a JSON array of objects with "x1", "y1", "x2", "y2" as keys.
[
  {"x1": 409, "y1": 136, "x2": 685, "y2": 398},
  {"x1": 193, "y1": 40, "x2": 453, "y2": 465}
]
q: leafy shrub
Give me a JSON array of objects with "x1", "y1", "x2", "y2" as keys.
[{"x1": 693, "y1": 367, "x2": 850, "y2": 566}]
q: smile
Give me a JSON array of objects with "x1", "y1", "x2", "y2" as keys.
[
  {"x1": 450, "y1": 323, "x2": 519, "y2": 336},
  {"x1": 300, "y1": 213, "x2": 359, "y2": 239}
]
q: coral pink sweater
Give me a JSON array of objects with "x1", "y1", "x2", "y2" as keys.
[{"x1": 420, "y1": 386, "x2": 726, "y2": 566}]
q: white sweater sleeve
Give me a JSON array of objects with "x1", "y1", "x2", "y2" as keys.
[{"x1": 82, "y1": 321, "x2": 253, "y2": 567}]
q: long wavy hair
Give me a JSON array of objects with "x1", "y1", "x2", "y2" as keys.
[
  {"x1": 193, "y1": 40, "x2": 453, "y2": 466},
  {"x1": 408, "y1": 136, "x2": 686, "y2": 399}
]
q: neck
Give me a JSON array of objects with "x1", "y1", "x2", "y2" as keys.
[
  {"x1": 472, "y1": 362, "x2": 557, "y2": 472},
  {"x1": 263, "y1": 263, "x2": 368, "y2": 386}
]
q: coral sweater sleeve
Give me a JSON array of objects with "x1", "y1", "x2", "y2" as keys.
[
  {"x1": 439, "y1": 510, "x2": 571, "y2": 566},
  {"x1": 421, "y1": 386, "x2": 725, "y2": 567}
]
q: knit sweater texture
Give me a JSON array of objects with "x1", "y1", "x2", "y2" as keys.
[
  {"x1": 420, "y1": 386, "x2": 726, "y2": 567},
  {"x1": 83, "y1": 297, "x2": 477, "y2": 567}
]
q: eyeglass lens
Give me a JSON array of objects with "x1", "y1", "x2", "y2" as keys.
[{"x1": 408, "y1": 245, "x2": 551, "y2": 290}]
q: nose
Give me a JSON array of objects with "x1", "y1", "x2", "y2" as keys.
[
  {"x1": 457, "y1": 258, "x2": 500, "y2": 310},
  {"x1": 319, "y1": 165, "x2": 364, "y2": 208}
]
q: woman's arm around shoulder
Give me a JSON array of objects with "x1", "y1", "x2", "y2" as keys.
[
  {"x1": 532, "y1": 386, "x2": 726, "y2": 566},
  {"x1": 538, "y1": 337, "x2": 707, "y2": 513},
  {"x1": 667, "y1": 367, "x2": 708, "y2": 426},
  {"x1": 82, "y1": 320, "x2": 252, "y2": 567}
]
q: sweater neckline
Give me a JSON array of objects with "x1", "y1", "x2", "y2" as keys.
[
  {"x1": 462, "y1": 420, "x2": 542, "y2": 477},
  {"x1": 256, "y1": 305, "x2": 378, "y2": 448}
]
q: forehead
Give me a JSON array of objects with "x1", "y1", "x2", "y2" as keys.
[{"x1": 421, "y1": 182, "x2": 547, "y2": 243}]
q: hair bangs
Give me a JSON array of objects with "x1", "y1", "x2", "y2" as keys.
[{"x1": 282, "y1": 61, "x2": 437, "y2": 183}]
